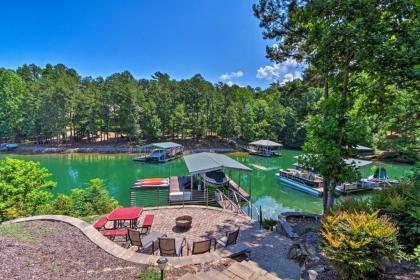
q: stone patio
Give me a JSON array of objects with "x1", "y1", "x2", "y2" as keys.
[
  {"x1": 110, "y1": 206, "x2": 301, "y2": 279},
  {"x1": 115, "y1": 206, "x2": 255, "y2": 255}
]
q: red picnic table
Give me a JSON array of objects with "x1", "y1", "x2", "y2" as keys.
[{"x1": 106, "y1": 207, "x2": 143, "y2": 229}]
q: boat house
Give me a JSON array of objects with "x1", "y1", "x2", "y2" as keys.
[
  {"x1": 133, "y1": 142, "x2": 183, "y2": 163},
  {"x1": 245, "y1": 139, "x2": 283, "y2": 157},
  {"x1": 172, "y1": 152, "x2": 253, "y2": 214}
]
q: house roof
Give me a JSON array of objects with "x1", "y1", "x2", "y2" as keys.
[
  {"x1": 183, "y1": 152, "x2": 252, "y2": 174},
  {"x1": 249, "y1": 139, "x2": 283, "y2": 147}
]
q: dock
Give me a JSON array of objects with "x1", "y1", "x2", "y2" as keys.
[{"x1": 226, "y1": 176, "x2": 250, "y2": 199}]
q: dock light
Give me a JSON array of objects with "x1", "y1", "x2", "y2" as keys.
[{"x1": 157, "y1": 257, "x2": 168, "y2": 280}]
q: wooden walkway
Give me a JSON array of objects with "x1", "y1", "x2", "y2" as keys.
[{"x1": 226, "y1": 176, "x2": 250, "y2": 199}]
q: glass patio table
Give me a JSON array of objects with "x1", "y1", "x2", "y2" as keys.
[{"x1": 106, "y1": 207, "x2": 143, "y2": 229}]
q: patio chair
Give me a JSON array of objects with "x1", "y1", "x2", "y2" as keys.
[
  {"x1": 158, "y1": 237, "x2": 186, "y2": 257},
  {"x1": 127, "y1": 228, "x2": 166, "y2": 254},
  {"x1": 216, "y1": 228, "x2": 240, "y2": 249},
  {"x1": 187, "y1": 239, "x2": 213, "y2": 255}
]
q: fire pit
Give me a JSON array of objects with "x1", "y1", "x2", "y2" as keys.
[{"x1": 176, "y1": 215, "x2": 192, "y2": 229}]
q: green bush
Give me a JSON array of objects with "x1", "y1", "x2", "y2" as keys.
[
  {"x1": 414, "y1": 245, "x2": 420, "y2": 265},
  {"x1": 373, "y1": 183, "x2": 420, "y2": 252},
  {"x1": 333, "y1": 196, "x2": 374, "y2": 214},
  {"x1": 47, "y1": 178, "x2": 119, "y2": 217},
  {"x1": 322, "y1": 211, "x2": 401, "y2": 279},
  {"x1": 261, "y1": 218, "x2": 277, "y2": 230},
  {"x1": 0, "y1": 158, "x2": 56, "y2": 222}
]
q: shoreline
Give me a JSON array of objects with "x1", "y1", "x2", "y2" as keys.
[
  {"x1": 1, "y1": 144, "x2": 415, "y2": 165},
  {"x1": 2, "y1": 144, "x2": 238, "y2": 155}
]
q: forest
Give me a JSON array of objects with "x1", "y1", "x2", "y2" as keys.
[{"x1": 0, "y1": 61, "x2": 418, "y2": 163}]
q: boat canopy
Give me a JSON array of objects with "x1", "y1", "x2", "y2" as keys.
[
  {"x1": 183, "y1": 152, "x2": 252, "y2": 175},
  {"x1": 295, "y1": 155, "x2": 372, "y2": 168},
  {"x1": 249, "y1": 139, "x2": 282, "y2": 147},
  {"x1": 355, "y1": 145, "x2": 373, "y2": 152},
  {"x1": 140, "y1": 142, "x2": 183, "y2": 150},
  {"x1": 344, "y1": 158, "x2": 372, "y2": 168}
]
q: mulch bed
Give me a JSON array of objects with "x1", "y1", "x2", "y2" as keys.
[{"x1": 0, "y1": 221, "x2": 146, "y2": 280}]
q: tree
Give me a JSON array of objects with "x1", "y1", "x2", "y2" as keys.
[
  {"x1": 0, "y1": 70, "x2": 25, "y2": 140},
  {"x1": 254, "y1": 0, "x2": 419, "y2": 213},
  {"x1": 0, "y1": 158, "x2": 56, "y2": 221}
]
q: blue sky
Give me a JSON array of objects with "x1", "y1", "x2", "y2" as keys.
[{"x1": 0, "y1": 1, "x2": 302, "y2": 88}]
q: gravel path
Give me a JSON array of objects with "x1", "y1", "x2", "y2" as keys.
[{"x1": 0, "y1": 221, "x2": 145, "y2": 280}]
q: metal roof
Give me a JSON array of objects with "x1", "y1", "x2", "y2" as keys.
[
  {"x1": 295, "y1": 155, "x2": 372, "y2": 168},
  {"x1": 355, "y1": 145, "x2": 373, "y2": 152},
  {"x1": 249, "y1": 139, "x2": 283, "y2": 147},
  {"x1": 344, "y1": 158, "x2": 372, "y2": 168},
  {"x1": 183, "y1": 152, "x2": 252, "y2": 174},
  {"x1": 141, "y1": 142, "x2": 183, "y2": 149}
]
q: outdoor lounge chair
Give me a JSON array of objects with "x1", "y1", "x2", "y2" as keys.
[
  {"x1": 127, "y1": 228, "x2": 166, "y2": 254},
  {"x1": 216, "y1": 228, "x2": 239, "y2": 248},
  {"x1": 158, "y1": 237, "x2": 186, "y2": 256},
  {"x1": 187, "y1": 239, "x2": 213, "y2": 255}
]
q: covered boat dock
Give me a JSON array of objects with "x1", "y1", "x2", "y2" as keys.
[
  {"x1": 169, "y1": 152, "x2": 253, "y2": 215},
  {"x1": 245, "y1": 139, "x2": 283, "y2": 157},
  {"x1": 133, "y1": 142, "x2": 183, "y2": 162}
]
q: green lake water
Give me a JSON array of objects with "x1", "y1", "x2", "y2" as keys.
[{"x1": 1, "y1": 150, "x2": 413, "y2": 218}]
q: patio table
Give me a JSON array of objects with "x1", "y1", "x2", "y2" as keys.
[{"x1": 107, "y1": 207, "x2": 143, "y2": 229}]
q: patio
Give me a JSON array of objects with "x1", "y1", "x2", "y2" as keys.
[{"x1": 104, "y1": 206, "x2": 255, "y2": 256}]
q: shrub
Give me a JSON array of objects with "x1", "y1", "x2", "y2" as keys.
[
  {"x1": 261, "y1": 218, "x2": 277, "y2": 230},
  {"x1": 48, "y1": 178, "x2": 119, "y2": 217},
  {"x1": 0, "y1": 158, "x2": 56, "y2": 222},
  {"x1": 332, "y1": 196, "x2": 374, "y2": 214},
  {"x1": 373, "y1": 183, "x2": 420, "y2": 252},
  {"x1": 322, "y1": 211, "x2": 400, "y2": 279},
  {"x1": 414, "y1": 245, "x2": 420, "y2": 265}
]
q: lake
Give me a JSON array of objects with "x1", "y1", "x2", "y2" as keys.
[{"x1": 1, "y1": 150, "x2": 413, "y2": 218}]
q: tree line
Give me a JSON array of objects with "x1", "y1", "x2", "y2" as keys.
[
  {"x1": 0, "y1": 64, "x2": 321, "y2": 148},
  {"x1": 0, "y1": 58, "x2": 418, "y2": 163}
]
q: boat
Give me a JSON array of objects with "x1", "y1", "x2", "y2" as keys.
[
  {"x1": 133, "y1": 142, "x2": 183, "y2": 163},
  {"x1": 243, "y1": 139, "x2": 282, "y2": 157},
  {"x1": 276, "y1": 167, "x2": 364, "y2": 196},
  {"x1": 131, "y1": 177, "x2": 169, "y2": 188},
  {"x1": 361, "y1": 167, "x2": 400, "y2": 188},
  {"x1": 0, "y1": 143, "x2": 18, "y2": 151},
  {"x1": 276, "y1": 169, "x2": 324, "y2": 196},
  {"x1": 200, "y1": 170, "x2": 228, "y2": 186}
]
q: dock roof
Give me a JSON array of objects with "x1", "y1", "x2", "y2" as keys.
[
  {"x1": 141, "y1": 142, "x2": 182, "y2": 149},
  {"x1": 183, "y1": 152, "x2": 252, "y2": 174},
  {"x1": 295, "y1": 155, "x2": 372, "y2": 168},
  {"x1": 249, "y1": 139, "x2": 282, "y2": 147}
]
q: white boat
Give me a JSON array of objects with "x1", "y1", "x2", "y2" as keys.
[
  {"x1": 277, "y1": 168, "x2": 364, "y2": 196},
  {"x1": 276, "y1": 169, "x2": 324, "y2": 196}
]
